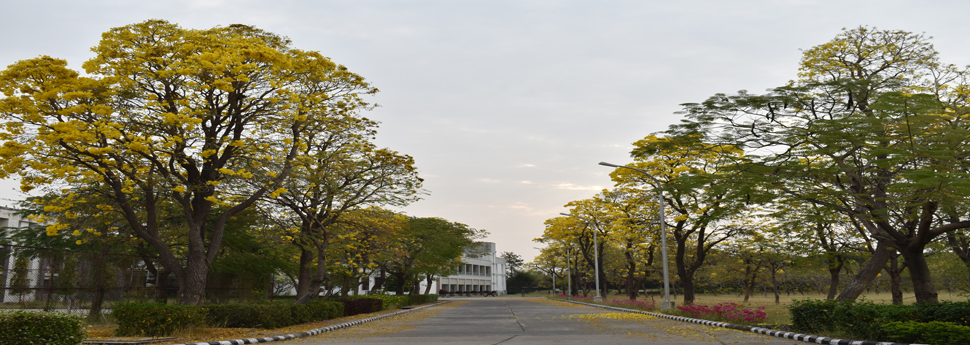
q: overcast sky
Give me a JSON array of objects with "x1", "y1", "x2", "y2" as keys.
[{"x1": 2, "y1": 0, "x2": 969, "y2": 261}]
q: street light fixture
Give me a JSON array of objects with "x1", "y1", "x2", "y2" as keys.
[
  {"x1": 599, "y1": 161, "x2": 675, "y2": 311},
  {"x1": 559, "y1": 212, "x2": 603, "y2": 302}
]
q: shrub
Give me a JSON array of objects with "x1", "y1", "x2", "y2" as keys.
[
  {"x1": 206, "y1": 302, "x2": 297, "y2": 329},
  {"x1": 334, "y1": 298, "x2": 382, "y2": 316},
  {"x1": 306, "y1": 300, "x2": 344, "y2": 320},
  {"x1": 343, "y1": 295, "x2": 407, "y2": 310},
  {"x1": 0, "y1": 310, "x2": 85, "y2": 345},
  {"x1": 789, "y1": 299, "x2": 840, "y2": 333},
  {"x1": 914, "y1": 301, "x2": 970, "y2": 326},
  {"x1": 789, "y1": 299, "x2": 961, "y2": 340},
  {"x1": 408, "y1": 294, "x2": 428, "y2": 305},
  {"x1": 113, "y1": 302, "x2": 206, "y2": 337},
  {"x1": 882, "y1": 321, "x2": 970, "y2": 345}
]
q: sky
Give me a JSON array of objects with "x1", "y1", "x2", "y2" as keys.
[{"x1": 2, "y1": 0, "x2": 970, "y2": 261}]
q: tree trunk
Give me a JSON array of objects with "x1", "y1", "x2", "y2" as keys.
[
  {"x1": 295, "y1": 248, "x2": 314, "y2": 301},
  {"x1": 826, "y1": 261, "x2": 843, "y2": 300},
  {"x1": 154, "y1": 270, "x2": 171, "y2": 303},
  {"x1": 771, "y1": 270, "x2": 780, "y2": 304},
  {"x1": 836, "y1": 241, "x2": 893, "y2": 301},
  {"x1": 899, "y1": 246, "x2": 938, "y2": 303},
  {"x1": 887, "y1": 253, "x2": 904, "y2": 305},
  {"x1": 424, "y1": 274, "x2": 435, "y2": 294},
  {"x1": 87, "y1": 245, "x2": 111, "y2": 322}
]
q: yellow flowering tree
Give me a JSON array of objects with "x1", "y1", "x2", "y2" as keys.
[
  {"x1": 0, "y1": 20, "x2": 377, "y2": 304},
  {"x1": 608, "y1": 134, "x2": 751, "y2": 305}
]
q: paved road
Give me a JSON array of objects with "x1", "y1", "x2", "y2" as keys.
[{"x1": 291, "y1": 298, "x2": 802, "y2": 344}]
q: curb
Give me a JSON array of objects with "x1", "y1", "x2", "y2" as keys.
[
  {"x1": 175, "y1": 301, "x2": 448, "y2": 345},
  {"x1": 554, "y1": 298, "x2": 927, "y2": 345}
]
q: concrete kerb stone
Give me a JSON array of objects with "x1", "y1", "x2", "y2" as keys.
[
  {"x1": 553, "y1": 298, "x2": 928, "y2": 345},
  {"x1": 174, "y1": 301, "x2": 449, "y2": 345}
]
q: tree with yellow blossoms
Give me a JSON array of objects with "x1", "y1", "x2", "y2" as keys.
[
  {"x1": 0, "y1": 20, "x2": 377, "y2": 304},
  {"x1": 607, "y1": 134, "x2": 751, "y2": 305}
]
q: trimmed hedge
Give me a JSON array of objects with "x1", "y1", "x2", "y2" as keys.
[
  {"x1": 0, "y1": 310, "x2": 85, "y2": 345},
  {"x1": 340, "y1": 294, "x2": 438, "y2": 310},
  {"x1": 790, "y1": 299, "x2": 970, "y2": 341},
  {"x1": 334, "y1": 298, "x2": 382, "y2": 316},
  {"x1": 114, "y1": 302, "x2": 207, "y2": 337},
  {"x1": 882, "y1": 321, "x2": 970, "y2": 345},
  {"x1": 115, "y1": 300, "x2": 346, "y2": 335},
  {"x1": 306, "y1": 299, "x2": 344, "y2": 320}
]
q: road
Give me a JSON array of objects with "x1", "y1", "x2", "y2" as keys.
[{"x1": 290, "y1": 297, "x2": 801, "y2": 345}]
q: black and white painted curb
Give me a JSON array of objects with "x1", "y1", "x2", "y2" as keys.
[
  {"x1": 555, "y1": 299, "x2": 928, "y2": 345},
  {"x1": 174, "y1": 301, "x2": 448, "y2": 345}
]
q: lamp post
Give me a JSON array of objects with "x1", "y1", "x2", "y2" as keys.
[
  {"x1": 559, "y1": 212, "x2": 602, "y2": 302},
  {"x1": 599, "y1": 161, "x2": 675, "y2": 311}
]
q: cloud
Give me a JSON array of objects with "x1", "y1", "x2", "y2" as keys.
[
  {"x1": 516, "y1": 163, "x2": 536, "y2": 168},
  {"x1": 520, "y1": 181, "x2": 533, "y2": 184},
  {"x1": 555, "y1": 183, "x2": 604, "y2": 191},
  {"x1": 479, "y1": 178, "x2": 502, "y2": 184}
]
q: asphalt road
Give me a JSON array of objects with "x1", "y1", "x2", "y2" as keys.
[{"x1": 290, "y1": 297, "x2": 802, "y2": 345}]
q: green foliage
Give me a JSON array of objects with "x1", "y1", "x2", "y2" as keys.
[
  {"x1": 353, "y1": 295, "x2": 409, "y2": 310},
  {"x1": 205, "y1": 303, "x2": 292, "y2": 329},
  {"x1": 507, "y1": 270, "x2": 538, "y2": 294},
  {"x1": 0, "y1": 310, "x2": 85, "y2": 345},
  {"x1": 116, "y1": 300, "x2": 347, "y2": 336},
  {"x1": 882, "y1": 321, "x2": 970, "y2": 345},
  {"x1": 789, "y1": 299, "x2": 840, "y2": 333},
  {"x1": 407, "y1": 294, "x2": 437, "y2": 305},
  {"x1": 305, "y1": 300, "x2": 344, "y2": 320},
  {"x1": 913, "y1": 301, "x2": 970, "y2": 326},
  {"x1": 791, "y1": 299, "x2": 970, "y2": 340},
  {"x1": 333, "y1": 298, "x2": 382, "y2": 316},
  {"x1": 112, "y1": 303, "x2": 206, "y2": 337}
]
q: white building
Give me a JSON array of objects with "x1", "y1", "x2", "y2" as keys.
[
  {"x1": 1, "y1": 206, "x2": 45, "y2": 303},
  {"x1": 437, "y1": 242, "x2": 506, "y2": 295}
]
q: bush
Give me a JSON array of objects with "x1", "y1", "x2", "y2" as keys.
[
  {"x1": 882, "y1": 321, "x2": 970, "y2": 345},
  {"x1": 206, "y1": 303, "x2": 289, "y2": 329},
  {"x1": 914, "y1": 301, "x2": 970, "y2": 326},
  {"x1": 334, "y1": 298, "x2": 382, "y2": 316},
  {"x1": 789, "y1": 299, "x2": 840, "y2": 333},
  {"x1": 365, "y1": 295, "x2": 409, "y2": 310},
  {"x1": 0, "y1": 310, "x2": 85, "y2": 345},
  {"x1": 306, "y1": 300, "x2": 344, "y2": 320},
  {"x1": 789, "y1": 299, "x2": 967, "y2": 340},
  {"x1": 113, "y1": 302, "x2": 206, "y2": 337}
]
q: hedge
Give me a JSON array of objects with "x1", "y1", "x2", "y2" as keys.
[
  {"x1": 115, "y1": 300, "x2": 346, "y2": 336},
  {"x1": 114, "y1": 302, "x2": 207, "y2": 337},
  {"x1": 333, "y1": 298, "x2": 382, "y2": 316},
  {"x1": 338, "y1": 294, "x2": 437, "y2": 310},
  {"x1": 882, "y1": 321, "x2": 970, "y2": 345},
  {"x1": 790, "y1": 299, "x2": 970, "y2": 341},
  {"x1": 0, "y1": 310, "x2": 85, "y2": 345}
]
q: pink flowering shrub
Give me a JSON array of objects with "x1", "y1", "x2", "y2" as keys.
[
  {"x1": 609, "y1": 298, "x2": 657, "y2": 310},
  {"x1": 676, "y1": 302, "x2": 767, "y2": 323}
]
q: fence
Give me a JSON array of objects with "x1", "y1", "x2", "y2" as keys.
[{"x1": 0, "y1": 244, "x2": 166, "y2": 315}]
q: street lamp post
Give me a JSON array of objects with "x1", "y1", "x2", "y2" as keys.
[
  {"x1": 599, "y1": 161, "x2": 675, "y2": 311},
  {"x1": 560, "y1": 212, "x2": 603, "y2": 302}
]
